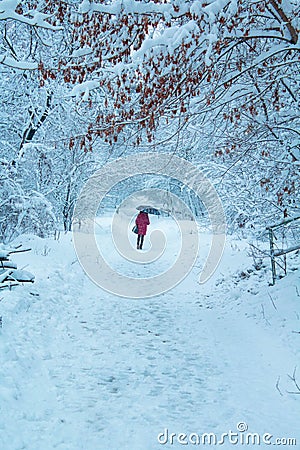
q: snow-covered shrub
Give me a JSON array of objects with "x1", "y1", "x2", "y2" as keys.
[{"x1": 0, "y1": 170, "x2": 56, "y2": 243}]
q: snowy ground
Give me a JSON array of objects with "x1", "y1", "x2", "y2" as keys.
[{"x1": 0, "y1": 215, "x2": 299, "y2": 450}]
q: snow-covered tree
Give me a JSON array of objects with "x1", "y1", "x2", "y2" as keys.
[{"x1": 0, "y1": 0, "x2": 299, "y2": 237}]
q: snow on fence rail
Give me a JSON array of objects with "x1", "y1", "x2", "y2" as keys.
[
  {"x1": 266, "y1": 216, "x2": 300, "y2": 285},
  {"x1": 0, "y1": 245, "x2": 34, "y2": 289}
]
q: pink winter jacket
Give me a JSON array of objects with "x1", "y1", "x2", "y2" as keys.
[{"x1": 135, "y1": 212, "x2": 150, "y2": 235}]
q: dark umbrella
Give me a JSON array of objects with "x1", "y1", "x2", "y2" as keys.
[{"x1": 136, "y1": 205, "x2": 161, "y2": 215}]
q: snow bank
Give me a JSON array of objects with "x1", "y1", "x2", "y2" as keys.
[{"x1": 0, "y1": 219, "x2": 299, "y2": 449}]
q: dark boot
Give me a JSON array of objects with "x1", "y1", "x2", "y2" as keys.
[{"x1": 139, "y1": 235, "x2": 144, "y2": 249}]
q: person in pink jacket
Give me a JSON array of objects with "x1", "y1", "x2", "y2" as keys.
[{"x1": 135, "y1": 211, "x2": 150, "y2": 249}]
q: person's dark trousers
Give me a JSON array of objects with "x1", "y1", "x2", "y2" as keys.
[{"x1": 137, "y1": 234, "x2": 144, "y2": 249}]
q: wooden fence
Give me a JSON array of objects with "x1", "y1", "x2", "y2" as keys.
[{"x1": 266, "y1": 215, "x2": 300, "y2": 285}]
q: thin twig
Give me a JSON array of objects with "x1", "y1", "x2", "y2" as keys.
[
  {"x1": 8, "y1": 248, "x2": 31, "y2": 255},
  {"x1": 248, "y1": 242, "x2": 270, "y2": 258},
  {"x1": 286, "y1": 367, "x2": 300, "y2": 394},
  {"x1": 268, "y1": 292, "x2": 277, "y2": 311},
  {"x1": 276, "y1": 376, "x2": 283, "y2": 396}
]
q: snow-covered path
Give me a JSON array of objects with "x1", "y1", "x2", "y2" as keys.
[{"x1": 0, "y1": 218, "x2": 299, "y2": 450}]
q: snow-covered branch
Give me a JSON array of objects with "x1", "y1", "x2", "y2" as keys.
[{"x1": 0, "y1": 0, "x2": 62, "y2": 31}]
